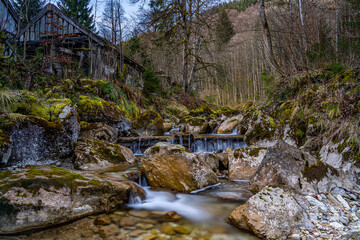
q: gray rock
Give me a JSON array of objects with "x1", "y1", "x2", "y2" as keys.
[
  {"x1": 228, "y1": 187, "x2": 304, "y2": 240},
  {"x1": 336, "y1": 195, "x2": 351, "y2": 210},
  {"x1": 0, "y1": 114, "x2": 72, "y2": 168},
  {"x1": 305, "y1": 196, "x2": 328, "y2": 214}
]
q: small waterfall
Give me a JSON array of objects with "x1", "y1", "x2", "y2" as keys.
[
  {"x1": 134, "y1": 138, "x2": 142, "y2": 156},
  {"x1": 192, "y1": 138, "x2": 247, "y2": 153}
]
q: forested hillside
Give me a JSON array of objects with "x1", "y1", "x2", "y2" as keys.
[{"x1": 124, "y1": 0, "x2": 360, "y2": 105}]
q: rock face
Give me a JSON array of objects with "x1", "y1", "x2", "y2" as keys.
[
  {"x1": 228, "y1": 147, "x2": 266, "y2": 180},
  {"x1": 133, "y1": 111, "x2": 164, "y2": 136},
  {"x1": 0, "y1": 165, "x2": 143, "y2": 234},
  {"x1": 250, "y1": 141, "x2": 358, "y2": 195},
  {"x1": 185, "y1": 117, "x2": 208, "y2": 134},
  {"x1": 141, "y1": 142, "x2": 219, "y2": 192},
  {"x1": 228, "y1": 187, "x2": 305, "y2": 240},
  {"x1": 0, "y1": 114, "x2": 72, "y2": 168},
  {"x1": 217, "y1": 115, "x2": 243, "y2": 134},
  {"x1": 74, "y1": 139, "x2": 137, "y2": 170}
]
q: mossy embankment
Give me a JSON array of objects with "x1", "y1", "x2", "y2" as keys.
[{"x1": 235, "y1": 64, "x2": 360, "y2": 164}]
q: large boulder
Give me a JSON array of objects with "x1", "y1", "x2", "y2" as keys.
[
  {"x1": 228, "y1": 147, "x2": 266, "y2": 180},
  {"x1": 185, "y1": 117, "x2": 208, "y2": 134},
  {"x1": 74, "y1": 139, "x2": 137, "y2": 170},
  {"x1": 217, "y1": 115, "x2": 243, "y2": 134},
  {"x1": 141, "y1": 142, "x2": 219, "y2": 192},
  {"x1": 0, "y1": 114, "x2": 72, "y2": 169},
  {"x1": 228, "y1": 187, "x2": 305, "y2": 240},
  {"x1": 250, "y1": 141, "x2": 357, "y2": 195},
  {"x1": 133, "y1": 111, "x2": 164, "y2": 136},
  {"x1": 0, "y1": 165, "x2": 144, "y2": 234}
]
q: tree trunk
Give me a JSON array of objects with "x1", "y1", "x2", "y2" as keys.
[{"x1": 258, "y1": 0, "x2": 282, "y2": 73}]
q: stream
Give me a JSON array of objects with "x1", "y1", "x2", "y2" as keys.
[{"x1": 3, "y1": 132, "x2": 259, "y2": 240}]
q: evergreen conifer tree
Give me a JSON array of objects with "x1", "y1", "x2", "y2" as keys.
[
  {"x1": 215, "y1": 9, "x2": 235, "y2": 48},
  {"x1": 59, "y1": 0, "x2": 95, "y2": 31},
  {"x1": 13, "y1": 0, "x2": 45, "y2": 25}
]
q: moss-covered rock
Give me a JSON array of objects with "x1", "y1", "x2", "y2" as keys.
[
  {"x1": 76, "y1": 95, "x2": 126, "y2": 124},
  {"x1": 0, "y1": 165, "x2": 142, "y2": 234},
  {"x1": 0, "y1": 114, "x2": 72, "y2": 168},
  {"x1": 11, "y1": 91, "x2": 49, "y2": 120},
  {"x1": 189, "y1": 105, "x2": 215, "y2": 117},
  {"x1": 244, "y1": 111, "x2": 276, "y2": 146},
  {"x1": 141, "y1": 142, "x2": 219, "y2": 192},
  {"x1": 74, "y1": 139, "x2": 137, "y2": 170},
  {"x1": 133, "y1": 111, "x2": 164, "y2": 136}
]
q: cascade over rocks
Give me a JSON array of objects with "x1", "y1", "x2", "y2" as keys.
[
  {"x1": 0, "y1": 114, "x2": 72, "y2": 169},
  {"x1": 140, "y1": 142, "x2": 219, "y2": 192},
  {"x1": 0, "y1": 165, "x2": 144, "y2": 234},
  {"x1": 74, "y1": 138, "x2": 137, "y2": 171},
  {"x1": 228, "y1": 147, "x2": 266, "y2": 180},
  {"x1": 0, "y1": 130, "x2": 12, "y2": 166}
]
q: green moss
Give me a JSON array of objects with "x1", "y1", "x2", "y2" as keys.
[
  {"x1": 189, "y1": 105, "x2": 215, "y2": 117},
  {"x1": 302, "y1": 161, "x2": 339, "y2": 182},
  {"x1": 248, "y1": 148, "x2": 262, "y2": 157},
  {"x1": 11, "y1": 91, "x2": 50, "y2": 120},
  {"x1": 88, "y1": 179, "x2": 102, "y2": 186},
  {"x1": 76, "y1": 95, "x2": 125, "y2": 122},
  {"x1": 0, "y1": 166, "x2": 91, "y2": 196},
  {"x1": 133, "y1": 110, "x2": 164, "y2": 130},
  {"x1": 175, "y1": 146, "x2": 191, "y2": 153}
]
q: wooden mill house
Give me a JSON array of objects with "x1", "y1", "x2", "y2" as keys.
[{"x1": 2, "y1": 3, "x2": 144, "y2": 83}]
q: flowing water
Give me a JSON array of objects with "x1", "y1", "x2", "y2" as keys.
[{"x1": 2, "y1": 135, "x2": 258, "y2": 240}]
